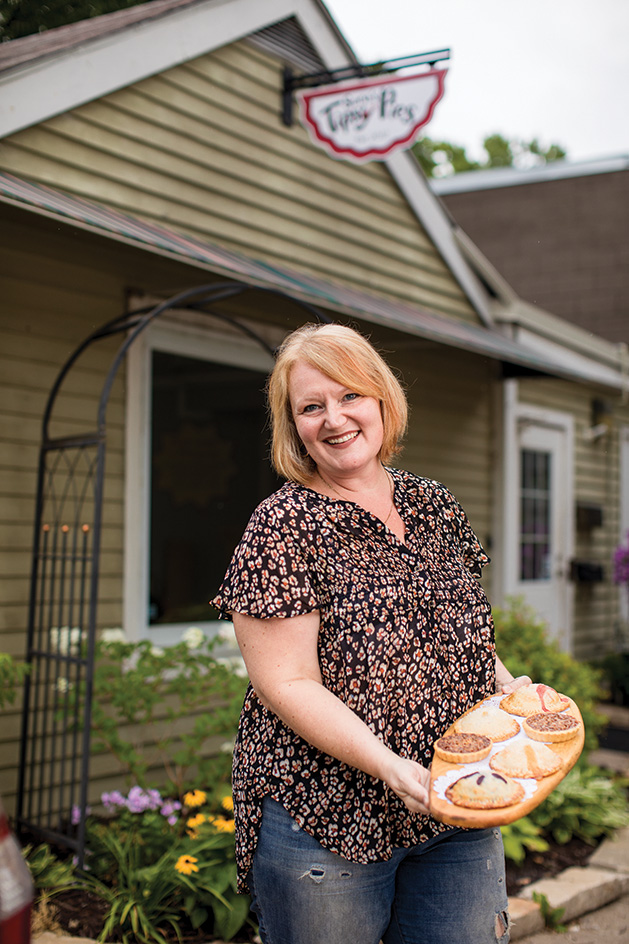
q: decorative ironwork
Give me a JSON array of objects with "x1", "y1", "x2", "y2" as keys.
[
  {"x1": 18, "y1": 283, "x2": 331, "y2": 861},
  {"x1": 282, "y1": 49, "x2": 450, "y2": 126}
]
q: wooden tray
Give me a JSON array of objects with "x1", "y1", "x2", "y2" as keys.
[{"x1": 429, "y1": 694, "x2": 584, "y2": 828}]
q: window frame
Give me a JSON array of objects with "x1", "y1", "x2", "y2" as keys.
[{"x1": 123, "y1": 312, "x2": 275, "y2": 646}]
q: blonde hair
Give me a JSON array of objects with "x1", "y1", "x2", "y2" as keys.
[{"x1": 268, "y1": 323, "x2": 408, "y2": 484}]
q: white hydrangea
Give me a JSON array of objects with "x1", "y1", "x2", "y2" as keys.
[
  {"x1": 182, "y1": 626, "x2": 205, "y2": 650},
  {"x1": 49, "y1": 626, "x2": 82, "y2": 654},
  {"x1": 55, "y1": 677, "x2": 71, "y2": 694},
  {"x1": 216, "y1": 623, "x2": 237, "y2": 646},
  {"x1": 100, "y1": 627, "x2": 126, "y2": 645},
  {"x1": 150, "y1": 645, "x2": 165, "y2": 658}
]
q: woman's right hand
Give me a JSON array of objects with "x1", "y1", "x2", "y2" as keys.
[{"x1": 382, "y1": 755, "x2": 431, "y2": 815}]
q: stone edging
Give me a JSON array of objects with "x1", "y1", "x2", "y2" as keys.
[{"x1": 508, "y1": 826, "x2": 629, "y2": 940}]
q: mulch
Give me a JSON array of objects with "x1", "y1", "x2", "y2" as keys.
[{"x1": 505, "y1": 835, "x2": 597, "y2": 896}]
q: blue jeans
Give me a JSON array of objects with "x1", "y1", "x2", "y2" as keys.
[{"x1": 249, "y1": 798, "x2": 510, "y2": 944}]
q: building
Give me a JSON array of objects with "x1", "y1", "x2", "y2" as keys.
[{"x1": 0, "y1": 0, "x2": 627, "y2": 816}]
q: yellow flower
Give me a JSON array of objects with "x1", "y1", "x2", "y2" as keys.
[
  {"x1": 207, "y1": 815, "x2": 235, "y2": 833},
  {"x1": 186, "y1": 813, "x2": 206, "y2": 838},
  {"x1": 183, "y1": 789, "x2": 207, "y2": 808},
  {"x1": 221, "y1": 795, "x2": 234, "y2": 812},
  {"x1": 175, "y1": 855, "x2": 198, "y2": 875}
]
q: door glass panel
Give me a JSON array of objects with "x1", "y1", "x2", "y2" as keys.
[
  {"x1": 520, "y1": 448, "x2": 551, "y2": 581},
  {"x1": 149, "y1": 350, "x2": 278, "y2": 625}
]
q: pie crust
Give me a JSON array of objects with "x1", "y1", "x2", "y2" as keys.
[
  {"x1": 523, "y1": 712, "x2": 581, "y2": 742},
  {"x1": 454, "y1": 704, "x2": 520, "y2": 742},
  {"x1": 489, "y1": 741, "x2": 563, "y2": 780},
  {"x1": 500, "y1": 683, "x2": 570, "y2": 717},
  {"x1": 445, "y1": 771, "x2": 525, "y2": 809},
  {"x1": 433, "y1": 733, "x2": 492, "y2": 764}
]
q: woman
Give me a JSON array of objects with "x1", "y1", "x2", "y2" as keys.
[{"x1": 212, "y1": 324, "x2": 529, "y2": 944}]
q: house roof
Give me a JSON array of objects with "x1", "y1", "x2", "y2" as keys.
[
  {"x1": 432, "y1": 154, "x2": 629, "y2": 195},
  {"x1": 0, "y1": 0, "x2": 626, "y2": 393},
  {"x1": 0, "y1": 0, "x2": 496, "y2": 323},
  {"x1": 2, "y1": 168, "x2": 627, "y2": 393}
]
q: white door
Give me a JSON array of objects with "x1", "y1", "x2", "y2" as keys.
[{"x1": 502, "y1": 393, "x2": 574, "y2": 650}]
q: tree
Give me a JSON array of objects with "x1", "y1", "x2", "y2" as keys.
[
  {"x1": 0, "y1": 0, "x2": 158, "y2": 41},
  {"x1": 413, "y1": 133, "x2": 567, "y2": 178}
]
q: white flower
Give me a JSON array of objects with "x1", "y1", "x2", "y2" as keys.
[
  {"x1": 150, "y1": 645, "x2": 165, "y2": 657},
  {"x1": 182, "y1": 626, "x2": 204, "y2": 650},
  {"x1": 216, "y1": 623, "x2": 237, "y2": 645},
  {"x1": 50, "y1": 626, "x2": 82, "y2": 654},
  {"x1": 218, "y1": 655, "x2": 249, "y2": 679},
  {"x1": 100, "y1": 627, "x2": 126, "y2": 645},
  {"x1": 55, "y1": 677, "x2": 71, "y2": 694}
]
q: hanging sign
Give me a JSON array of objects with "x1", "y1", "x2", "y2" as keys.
[{"x1": 297, "y1": 69, "x2": 447, "y2": 164}]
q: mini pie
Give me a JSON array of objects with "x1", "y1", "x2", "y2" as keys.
[
  {"x1": 445, "y1": 770, "x2": 525, "y2": 809},
  {"x1": 523, "y1": 712, "x2": 581, "y2": 743},
  {"x1": 433, "y1": 733, "x2": 492, "y2": 764},
  {"x1": 489, "y1": 741, "x2": 563, "y2": 780},
  {"x1": 500, "y1": 683, "x2": 570, "y2": 717},
  {"x1": 454, "y1": 704, "x2": 520, "y2": 742}
]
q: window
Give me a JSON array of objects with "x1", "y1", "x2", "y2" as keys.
[
  {"x1": 519, "y1": 448, "x2": 552, "y2": 581},
  {"x1": 124, "y1": 316, "x2": 277, "y2": 644},
  {"x1": 149, "y1": 350, "x2": 278, "y2": 625}
]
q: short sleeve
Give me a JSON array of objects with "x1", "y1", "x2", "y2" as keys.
[
  {"x1": 431, "y1": 482, "x2": 490, "y2": 578},
  {"x1": 211, "y1": 498, "x2": 321, "y2": 620},
  {"x1": 452, "y1": 499, "x2": 490, "y2": 578}
]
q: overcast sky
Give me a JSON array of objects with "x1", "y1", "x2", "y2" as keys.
[{"x1": 323, "y1": 0, "x2": 629, "y2": 165}]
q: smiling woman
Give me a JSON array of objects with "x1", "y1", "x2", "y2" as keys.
[{"x1": 211, "y1": 323, "x2": 526, "y2": 944}]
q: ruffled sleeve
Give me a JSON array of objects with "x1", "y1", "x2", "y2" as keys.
[
  {"x1": 450, "y1": 496, "x2": 490, "y2": 578},
  {"x1": 211, "y1": 494, "x2": 321, "y2": 620},
  {"x1": 425, "y1": 479, "x2": 490, "y2": 578}
]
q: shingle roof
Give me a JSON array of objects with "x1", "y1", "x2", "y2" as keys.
[{"x1": 0, "y1": 0, "x2": 203, "y2": 73}]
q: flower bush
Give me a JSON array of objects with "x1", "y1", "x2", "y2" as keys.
[
  {"x1": 74, "y1": 785, "x2": 250, "y2": 943},
  {"x1": 613, "y1": 532, "x2": 629, "y2": 588},
  {"x1": 77, "y1": 626, "x2": 248, "y2": 797},
  {"x1": 43, "y1": 626, "x2": 252, "y2": 940}
]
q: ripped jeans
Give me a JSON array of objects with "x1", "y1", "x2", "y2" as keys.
[{"x1": 248, "y1": 798, "x2": 510, "y2": 944}]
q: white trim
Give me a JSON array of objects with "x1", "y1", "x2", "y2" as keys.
[
  {"x1": 123, "y1": 311, "x2": 275, "y2": 645},
  {"x1": 384, "y1": 149, "x2": 493, "y2": 326},
  {"x1": 500, "y1": 385, "x2": 575, "y2": 650}
]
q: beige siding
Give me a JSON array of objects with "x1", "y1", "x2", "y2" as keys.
[
  {"x1": 518, "y1": 377, "x2": 629, "y2": 660},
  {"x1": 0, "y1": 40, "x2": 478, "y2": 323},
  {"x1": 384, "y1": 339, "x2": 496, "y2": 598},
  {"x1": 0, "y1": 217, "x2": 127, "y2": 811}
]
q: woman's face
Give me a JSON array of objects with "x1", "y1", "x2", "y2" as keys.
[{"x1": 288, "y1": 360, "x2": 384, "y2": 480}]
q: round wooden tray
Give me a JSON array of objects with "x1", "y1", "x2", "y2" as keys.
[{"x1": 429, "y1": 694, "x2": 584, "y2": 828}]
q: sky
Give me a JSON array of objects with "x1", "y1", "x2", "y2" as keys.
[{"x1": 323, "y1": 0, "x2": 629, "y2": 165}]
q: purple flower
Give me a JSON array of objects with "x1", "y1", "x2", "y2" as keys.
[
  {"x1": 71, "y1": 804, "x2": 91, "y2": 825},
  {"x1": 125, "y1": 785, "x2": 164, "y2": 813},
  {"x1": 101, "y1": 790, "x2": 126, "y2": 810},
  {"x1": 160, "y1": 800, "x2": 181, "y2": 819},
  {"x1": 613, "y1": 534, "x2": 629, "y2": 585}
]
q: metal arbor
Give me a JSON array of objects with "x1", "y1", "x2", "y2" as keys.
[{"x1": 17, "y1": 283, "x2": 330, "y2": 861}]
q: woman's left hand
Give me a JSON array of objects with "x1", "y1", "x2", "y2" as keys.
[{"x1": 499, "y1": 674, "x2": 532, "y2": 695}]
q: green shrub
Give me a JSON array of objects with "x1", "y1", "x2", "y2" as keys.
[
  {"x1": 493, "y1": 599, "x2": 606, "y2": 753},
  {"x1": 528, "y1": 766, "x2": 629, "y2": 846},
  {"x1": 594, "y1": 652, "x2": 629, "y2": 706},
  {"x1": 0, "y1": 652, "x2": 29, "y2": 709},
  {"x1": 500, "y1": 817, "x2": 549, "y2": 865}
]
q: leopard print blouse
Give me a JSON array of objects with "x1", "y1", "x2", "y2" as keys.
[{"x1": 212, "y1": 468, "x2": 496, "y2": 892}]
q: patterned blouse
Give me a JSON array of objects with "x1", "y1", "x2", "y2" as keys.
[{"x1": 212, "y1": 468, "x2": 496, "y2": 892}]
